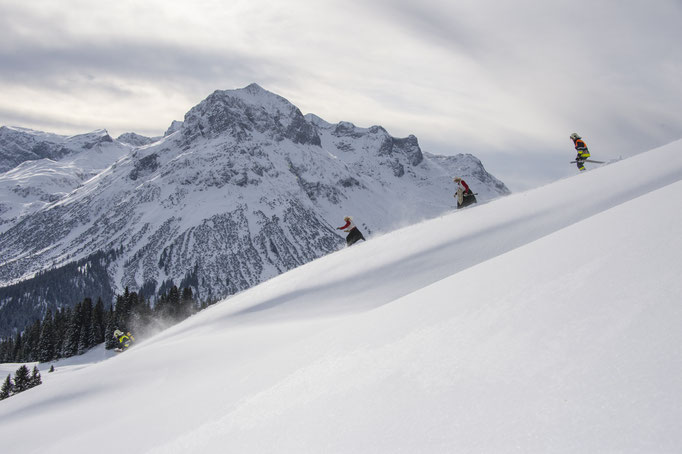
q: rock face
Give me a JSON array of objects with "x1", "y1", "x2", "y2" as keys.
[{"x1": 0, "y1": 83, "x2": 510, "y2": 335}]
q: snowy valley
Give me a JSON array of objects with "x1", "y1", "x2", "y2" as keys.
[{"x1": 1, "y1": 138, "x2": 681, "y2": 453}]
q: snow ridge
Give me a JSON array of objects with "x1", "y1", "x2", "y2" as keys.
[{"x1": 1, "y1": 139, "x2": 680, "y2": 453}]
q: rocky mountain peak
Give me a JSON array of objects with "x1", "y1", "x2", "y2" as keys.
[
  {"x1": 180, "y1": 84, "x2": 320, "y2": 146},
  {"x1": 117, "y1": 132, "x2": 161, "y2": 147},
  {"x1": 164, "y1": 120, "x2": 184, "y2": 137}
]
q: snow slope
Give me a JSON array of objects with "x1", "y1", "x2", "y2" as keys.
[{"x1": 1, "y1": 139, "x2": 681, "y2": 453}]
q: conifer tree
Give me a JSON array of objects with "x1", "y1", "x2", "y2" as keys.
[
  {"x1": 63, "y1": 302, "x2": 82, "y2": 357},
  {"x1": 30, "y1": 366, "x2": 42, "y2": 388},
  {"x1": 0, "y1": 374, "x2": 13, "y2": 400},
  {"x1": 78, "y1": 298, "x2": 94, "y2": 354},
  {"x1": 115, "y1": 287, "x2": 133, "y2": 330},
  {"x1": 24, "y1": 319, "x2": 42, "y2": 362},
  {"x1": 5, "y1": 336, "x2": 17, "y2": 362},
  {"x1": 92, "y1": 298, "x2": 106, "y2": 345},
  {"x1": 13, "y1": 365, "x2": 31, "y2": 393},
  {"x1": 104, "y1": 306, "x2": 117, "y2": 350},
  {"x1": 38, "y1": 310, "x2": 56, "y2": 363},
  {"x1": 155, "y1": 292, "x2": 168, "y2": 319},
  {"x1": 0, "y1": 336, "x2": 12, "y2": 362},
  {"x1": 53, "y1": 308, "x2": 67, "y2": 360},
  {"x1": 11, "y1": 332, "x2": 22, "y2": 362},
  {"x1": 168, "y1": 286, "x2": 181, "y2": 321},
  {"x1": 126, "y1": 291, "x2": 140, "y2": 331},
  {"x1": 135, "y1": 294, "x2": 152, "y2": 331},
  {"x1": 181, "y1": 287, "x2": 195, "y2": 320}
]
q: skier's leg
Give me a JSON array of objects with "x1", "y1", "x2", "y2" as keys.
[
  {"x1": 347, "y1": 228, "x2": 364, "y2": 246},
  {"x1": 461, "y1": 192, "x2": 471, "y2": 207}
]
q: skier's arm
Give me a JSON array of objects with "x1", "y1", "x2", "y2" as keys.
[
  {"x1": 461, "y1": 180, "x2": 470, "y2": 192},
  {"x1": 337, "y1": 220, "x2": 351, "y2": 230}
]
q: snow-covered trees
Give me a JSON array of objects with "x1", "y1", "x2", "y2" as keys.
[
  {"x1": 30, "y1": 365, "x2": 42, "y2": 387},
  {"x1": 0, "y1": 373, "x2": 12, "y2": 399},
  {"x1": 12, "y1": 365, "x2": 31, "y2": 393},
  {"x1": 37, "y1": 311, "x2": 56, "y2": 362},
  {"x1": 0, "y1": 365, "x2": 42, "y2": 401}
]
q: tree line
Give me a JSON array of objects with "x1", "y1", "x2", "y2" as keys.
[{"x1": 0, "y1": 285, "x2": 209, "y2": 364}]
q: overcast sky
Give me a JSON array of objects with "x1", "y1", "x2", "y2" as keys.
[{"x1": 1, "y1": 0, "x2": 681, "y2": 190}]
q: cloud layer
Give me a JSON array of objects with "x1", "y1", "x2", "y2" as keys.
[{"x1": 1, "y1": 0, "x2": 680, "y2": 189}]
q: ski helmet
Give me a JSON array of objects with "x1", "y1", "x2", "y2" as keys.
[
  {"x1": 453, "y1": 177, "x2": 462, "y2": 182},
  {"x1": 344, "y1": 216, "x2": 351, "y2": 221},
  {"x1": 113, "y1": 329, "x2": 123, "y2": 338},
  {"x1": 570, "y1": 133, "x2": 581, "y2": 140}
]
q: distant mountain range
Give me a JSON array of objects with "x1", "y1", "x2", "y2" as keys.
[{"x1": 0, "y1": 83, "x2": 509, "y2": 336}]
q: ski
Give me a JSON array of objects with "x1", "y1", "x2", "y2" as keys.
[{"x1": 570, "y1": 159, "x2": 604, "y2": 164}]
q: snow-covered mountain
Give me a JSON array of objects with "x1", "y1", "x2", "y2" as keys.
[
  {"x1": 0, "y1": 127, "x2": 131, "y2": 231},
  {"x1": 0, "y1": 83, "x2": 508, "y2": 334},
  {"x1": 1, "y1": 139, "x2": 680, "y2": 453},
  {"x1": 116, "y1": 132, "x2": 161, "y2": 147}
]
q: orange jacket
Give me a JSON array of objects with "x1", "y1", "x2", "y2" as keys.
[{"x1": 574, "y1": 139, "x2": 588, "y2": 151}]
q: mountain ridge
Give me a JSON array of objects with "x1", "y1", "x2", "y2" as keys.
[{"x1": 0, "y1": 84, "x2": 509, "y2": 335}]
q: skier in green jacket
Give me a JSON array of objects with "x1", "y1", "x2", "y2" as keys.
[{"x1": 113, "y1": 329, "x2": 135, "y2": 352}]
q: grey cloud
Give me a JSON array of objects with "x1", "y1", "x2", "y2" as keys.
[
  {"x1": 1, "y1": 0, "x2": 681, "y2": 191},
  {"x1": 0, "y1": 105, "x2": 90, "y2": 133},
  {"x1": 0, "y1": 39, "x2": 284, "y2": 90},
  {"x1": 364, "y1": 0, "x2": 488, "y2": 58}
]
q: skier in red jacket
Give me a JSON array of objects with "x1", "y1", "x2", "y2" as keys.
[
  {"x1": 337, "y1": 216, "x2": 366, "y2": 246},
  {"x1": 454, "y1": 177, "x2": 477, "y2": 208}
]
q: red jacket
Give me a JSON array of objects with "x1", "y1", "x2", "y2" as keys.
[
  {"x1": 337, "y1": 219, "x2": 356, "y2": 232},
  {"x1": 458, "y1": 180, "x2": 470, "y2": 192}
]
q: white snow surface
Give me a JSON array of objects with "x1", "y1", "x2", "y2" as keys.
[{"x1": 1, "y1": 139, "x2": 681, "y2": 453}]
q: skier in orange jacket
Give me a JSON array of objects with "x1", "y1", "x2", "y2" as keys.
[{"x1": 570, "y1": 132, "x2": 591, "y2": 171}]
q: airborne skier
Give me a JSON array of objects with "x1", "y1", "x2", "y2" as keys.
[{"x1": 570, "y1": 132, "x2": 591, "y2": 171}]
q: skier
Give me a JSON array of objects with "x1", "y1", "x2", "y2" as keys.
[
  {"x1": 570, "y1": 132, "x2": 591, "y2": 171},
  {"x1": 336, "y1": 216, "x2": 366, "y2": 246},
  {"x1": 113, "y1": 329, "x2": 135, "y2": 352},
  {"x1": 453, "y1": 177, "x2": 477, "y2": 208}
]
